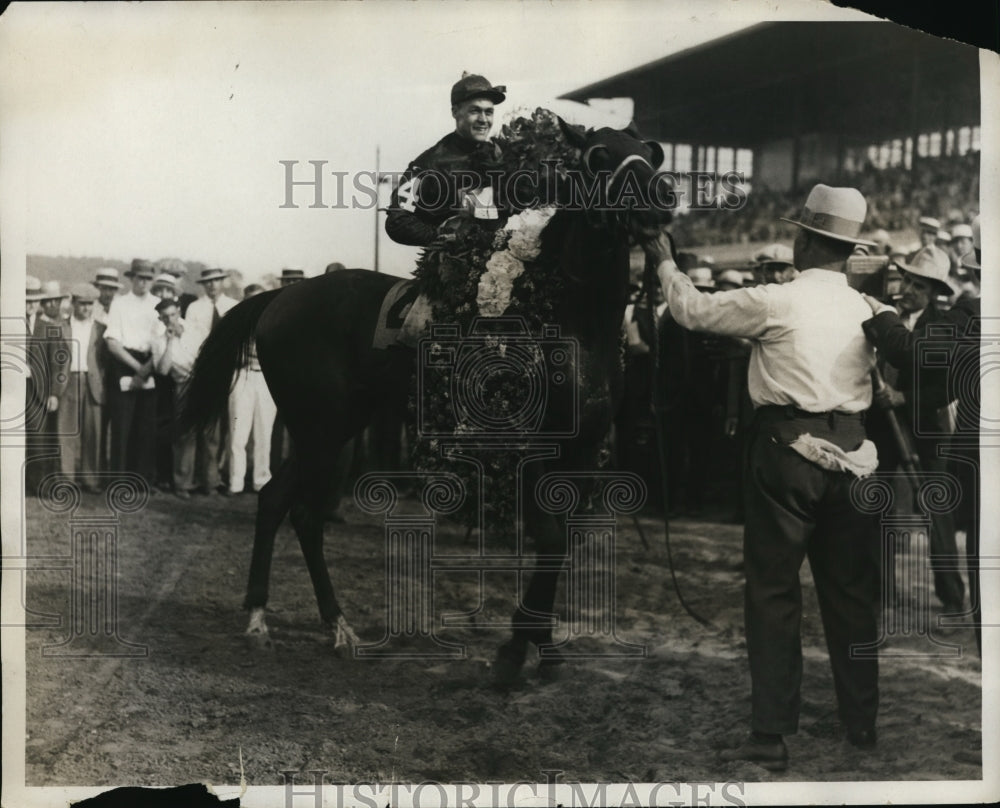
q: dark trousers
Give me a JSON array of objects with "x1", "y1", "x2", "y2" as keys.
[
  {"x1": 914, "y1": 435, "x2": 965, "y2": 609},
  {"x1": 743, "y1": 407, "x2": 880, "y2": 735},
  {"x1": 110, "y1": 353, "x2": 157, "y2": 485}
]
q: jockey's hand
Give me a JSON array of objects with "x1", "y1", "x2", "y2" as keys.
[{"x1": 640, "y1": 228, "x2": 676, "y2": 267}]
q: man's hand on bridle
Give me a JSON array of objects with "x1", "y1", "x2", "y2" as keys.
[{"x1": 640, "y1": 227, "x2": 676, "y2": 268}]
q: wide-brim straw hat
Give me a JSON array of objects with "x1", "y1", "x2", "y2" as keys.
[
  {"x1": 754, "y1": 243, "x2": 794, "y2": 266},
  {"x1": 780, "y1": 184, "x2": 877, "y2": 247},
  {"x1": 26, "y1": 275, "x2": 45, "y2": 301},
  {"x1": 70, "y1": 283, "x2": 99, "y2": 303},
  {"x1": 686, "y1": 267, "x2": 715, "y2": 290},
  {"x1": 196, "y1": 268, "x2": 229, "y2": 283},
  {"x1": 125, "y1": 258, "x2": 156, "y2": 279},
  {"x1": 94, "y1": 267, "x2": 124, "y2": 289},
  {"x1": 897, "y1": 245, "x2": 955, "y2": 296},
  {"x1": 38, "y1": 280, "x2": 67, "y2": 301}
]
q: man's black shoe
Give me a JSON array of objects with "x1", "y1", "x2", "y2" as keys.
[
  {"x1": 719, "y1": 734, "x2": 788, "y2": 771},
  {"x1": 846, "y1": 727, "x2": 877, "y2": 750}
]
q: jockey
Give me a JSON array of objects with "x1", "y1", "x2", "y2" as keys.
[{"x1": 385, "y1": 72, "x2": 507, "y2": 247}]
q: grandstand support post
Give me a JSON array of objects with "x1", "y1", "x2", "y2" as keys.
[{"x1": 909, "y1": 44, "x2": 921, "y2": 170}]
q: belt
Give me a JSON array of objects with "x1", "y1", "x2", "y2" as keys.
[{"x1": 757, "y1": 404, "x2": 861, "y2": 421}]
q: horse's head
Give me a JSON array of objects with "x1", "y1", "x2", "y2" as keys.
[{"x1": 557, "y1": 118, "x2": 673, "y2": 239}]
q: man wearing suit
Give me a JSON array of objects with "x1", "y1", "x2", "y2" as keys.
[
  {"x1": 51, "y1": 284, "x2": 107, "y2": 492},
  {"x1": 184, "y1": 268, "x2": 238, "y2": 494},
  {"x1": 32, "y1": 281, "x2": 70, "y2": 488},
  {"x1": 24, "y1": 276, "x2": 48, "y2": 494},
  {"x1": 866, "y1": 245, "x2": 965, "y2": 613}
]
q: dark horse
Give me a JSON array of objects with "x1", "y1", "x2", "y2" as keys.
[{"x1": 183, "y1": 121, "x2": 671, "y2": 684}]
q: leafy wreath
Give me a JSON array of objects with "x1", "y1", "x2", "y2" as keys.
[{"x1": 408, "y1": 108, "x2": 585, "y2": 532}]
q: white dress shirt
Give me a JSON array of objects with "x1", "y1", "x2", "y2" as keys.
[
  {"x1": 104, "y1": 291, "x2": 159, "y2": 352},
  {"x1": 185, "y1": 294, "x2": 238, "y2": 348},
  {"x1": 69, "y1": 316, "x2": 94, "y2": 373},
  {"x1": 151, "y1": 318, "x2": 204, "y2": 383},
  {"x1": 663, "y1": 267, "x2": 876, "y2": 413}
]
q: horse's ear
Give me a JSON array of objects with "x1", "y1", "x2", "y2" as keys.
[
  {"x1": 557, "y1": 116, "x2": 588, "y2": 149},
  {"x1": 644, "y1": 140, "x2": 665, "y2": 169}
]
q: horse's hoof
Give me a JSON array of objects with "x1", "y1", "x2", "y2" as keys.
[
  {"x1": 244, "y1": 630, "x2": 273, "y2": 651},
  {"x1": 492, "y1": 640, "x2": 527, "y2": 690},
  {"x1": 330, "y1": 615, "x2": 360, "y2": 653}
]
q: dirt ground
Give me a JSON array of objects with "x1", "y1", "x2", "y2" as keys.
[{"x1": 22, "y1": 487, "x2": 982, "y2": 787}]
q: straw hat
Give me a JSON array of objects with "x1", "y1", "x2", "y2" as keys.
[
  {"x1": 897, "y1": 245, "x2": 955, "y2": 297},
  {"x1": 754, "y1": 243, "x2": 794, "y2": 266},
  {"x1": 780, "y1": 184, "x2": 876, "y2": 246},
  {"x1": 38, "y1": 280, "x2": 67, "y2": 301},
  {"x1": 26, "y1": 275, "x2": 45, "y2": 301},
  {"x1": 94, "y1": 267, "x2": 123, "y2": 289},
  {"x1": 686, "y1": 267, "x2": 715, "y2": 290},
  {"x1": 196, "y1": 268, "x2": 229, "y2": 283}
]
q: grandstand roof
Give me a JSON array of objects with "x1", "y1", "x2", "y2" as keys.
[{"x1": 560, "y1": 22, "x2": 980, "y2": 148}]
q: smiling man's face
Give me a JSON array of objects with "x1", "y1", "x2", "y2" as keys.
[{"x1": 453, "y1": 98, "x2": 494, "y2": 143}]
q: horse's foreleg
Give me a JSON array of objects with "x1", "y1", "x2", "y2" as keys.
[
  {"x1": 244, "y1": 457, "x2": 296, "y2": 644},
  {"x1": 494, "y1": 511, "x2": 568, "y2": 686}
]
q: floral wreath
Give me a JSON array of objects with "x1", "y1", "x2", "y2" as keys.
[{"x1": 409, "y1": 108, "x2": 585, "y2": 532}]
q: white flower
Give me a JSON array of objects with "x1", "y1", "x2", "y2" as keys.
[
  {"x1": 476, "y1": 251, "x2": 525, "y2": 317},
  {"x1": 506, "y1": 206, "x2": 557, "y2": 262}
]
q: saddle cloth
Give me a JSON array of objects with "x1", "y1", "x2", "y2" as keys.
[{"x1": 371, "y1": 279, "x2": 430, "y2": 349}]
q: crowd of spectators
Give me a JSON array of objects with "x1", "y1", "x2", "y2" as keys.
[{"x1": 671, "y1": 151, "x2": 980, "y2": 248}]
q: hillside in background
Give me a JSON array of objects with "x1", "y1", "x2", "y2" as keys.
[{"x1": 27, "y1": 255, "x2": 216, "y2": 297}]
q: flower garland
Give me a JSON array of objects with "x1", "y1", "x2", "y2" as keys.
[{"x1": 409, "y1": 109, "x2": 584, "y2": 531}]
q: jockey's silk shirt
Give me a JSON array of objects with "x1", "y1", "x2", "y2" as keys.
[
  {"x1": 104, "y1": 291, "x2": 158, "y2": 353},
  {"x1": 663, "y1": 267, "x2": 876, "y2": 413}
]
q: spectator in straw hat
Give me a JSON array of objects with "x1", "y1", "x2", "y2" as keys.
[
  {"x1": 29, "y1": 281, "x2": 71, "y2": 487},
  {"x1": 754, "y1": 243, "x2": 797, "y2": 285},
  {"x1": 151, "y1": 296, "x2": 208, "y2": 499},
  {"x1": 54, "y1": 284, "x2": 107, "y2": 492},
  {"x1": 908, "y1": 216, "x2": 940, "y2": 260},
  {"x1": 644, "y1": 183, "x2": 884, "y2": 766},
  {"x1": 151, "y1": 273, "x2": 178, "y2": 301},
  {"x1": 24, "y1": 276, "x2": 48, "y2": 493},
  {"x1": 716, "y1": 269, "x2": 745, "y2": 292},
  {"x1": 184, "y1": 268, "x2": 238, "y2": 494},
  {"x1": 149, "y1": 273, "x2": 181, "y2": 490},
  {"x1": 92, "y1": 268, "x2": 123, "y2": 326},
  {"x1": 279, "y1": 267, "x2": 306, "y2": 287},
  {"x1": 104, "y1": 259, "x2": 160, "y2": 486},
  {"x1": 155, "y1": 259, "x2": 197, "y2": 315},
  {"x1": 950, "y1": 223, "x2": 974, "y2": 261},
  {"x1": 861, "y1": 244, "x2": 968, "y2": 617}
]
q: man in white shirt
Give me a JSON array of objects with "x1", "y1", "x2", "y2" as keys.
[
  {"x1": 56, "y1": 284, "x2": 107, "y2": 492},
  {"x1": 644, "y1": 184, "x2": 882, "y2": 769},
  {"x1": 151, "y1": 297, "x2": 206, "y2": 499},
  {"x1": 104, "y1": 258, "x2": 160, "y2": 486},
  {"x1": 184, "y1": 268, "x2": 238, "y2": 494}
]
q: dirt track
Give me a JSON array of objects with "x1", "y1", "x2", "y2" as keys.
[{"x1": 24, "y1": 489, "x2": 982, "y2": 786}]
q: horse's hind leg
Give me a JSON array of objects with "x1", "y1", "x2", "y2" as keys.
[
  {"x1": 289, "y1": 448, "x2": 360, "y2": 650},
  {"x1": 243, "y1": 456, "x2": 297, "y2": 644}
]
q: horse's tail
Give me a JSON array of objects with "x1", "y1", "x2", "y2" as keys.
[{"x1": 180, "y1": 289, "x2": 282, "y2": 433}]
